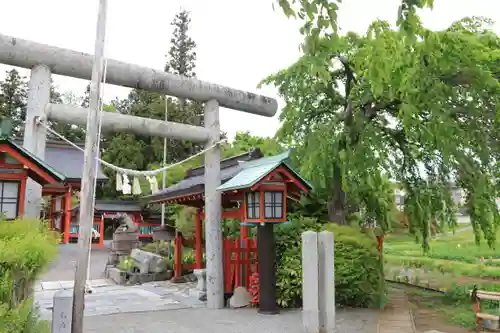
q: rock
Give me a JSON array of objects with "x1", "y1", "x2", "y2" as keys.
[
  {"x1": 229, "y1": 286, "x2": 251, "y2": 308},
  {"x1": 130, "y1": 249, "x2": 167, "y2": 274},
  {"x1": 107, "y1": 267, "x2": 126, "y2": 285}
]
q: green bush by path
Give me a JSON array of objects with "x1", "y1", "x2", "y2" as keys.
[
  {"x1": 275, "y1": 214, "x2": 385, "y2": 309},
  {"x1": 0, "y1": 218, "x2": 58, "y2": 333}
]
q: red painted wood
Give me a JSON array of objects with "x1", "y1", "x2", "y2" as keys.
[
  {"x1": 195, "y1": 209, "x2": 203, "y2": 269},
  {"x1": 18, "y1": 171, "x2": 27, "y2": 217},
  {"x1": 63, "y1": 187, "x2": 71, "y2": 244},
  {"x1": 174, "y1": 233, "x2": 183, "y2": 279}
]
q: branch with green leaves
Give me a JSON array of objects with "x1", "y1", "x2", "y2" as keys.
[{"x1": 265, "y1": 6, "x2": 500, "y2": 247}]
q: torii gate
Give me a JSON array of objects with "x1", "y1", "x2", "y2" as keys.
[{"x1": 0, "y1": 1, "x2": 277, "y2": 332}]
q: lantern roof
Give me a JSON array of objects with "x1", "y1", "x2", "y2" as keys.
[
  {"x1": 216, "y1": 150, "x2": 311, "y2": 192},
  {"x1": 142, "y1": 148, "x2": 312, "y2": 205}
]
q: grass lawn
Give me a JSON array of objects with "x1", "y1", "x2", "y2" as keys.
[{"x1": 384, "y1": 226, "x2": 500, "y2": 290}]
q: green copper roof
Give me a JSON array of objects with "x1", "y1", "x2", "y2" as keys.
[
  {"x1": 217, "y1": 150, "x2": 312, "y2": 192},
  {"x1": 0, "y1": 138, "x2": 66, "y2": 183}
]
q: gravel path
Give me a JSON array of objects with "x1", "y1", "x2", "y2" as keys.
[{"x1": 83, "y1": 307, "x2": 378, "y2": 333}]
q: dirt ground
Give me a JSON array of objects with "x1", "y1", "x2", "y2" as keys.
[
  {"x1": 410, "y1": 304, "x2": 472, "y2": 333},
  {"x1": 407, "y1": 291, "x2": 473, "y2": 333}
]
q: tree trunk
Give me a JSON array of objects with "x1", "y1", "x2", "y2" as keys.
[{"x1": 327, "y1": 164, "x2": 347, "y2": 224}]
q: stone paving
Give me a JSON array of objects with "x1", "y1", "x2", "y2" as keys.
[
  {"x1": 37, "y1": 243, "x2": 380, "y2": 332},
  {"x1": 36, "y1": 243, "x2": 206, "y2": 320},
  {"x1": 82, "y1": 307, "x2": 379, "y2": 333},
  {"x1": 378, "y1": 288, "x2": 415, "y2": 333},
  {"x1": 35, "y1": 280, "x2": 204, "y2": 320}
]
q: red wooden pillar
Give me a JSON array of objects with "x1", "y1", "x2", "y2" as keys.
[
  {"x1": 238, "y1": 204, "x2": 249, "y2": 286},
  {"x1": 173, "y1": 232, "x2": 183, "y2": 279},
  {"x1": 195, "y1": 208, "x2": 203, "y2": 269},
  {"x1": 18, "y1": 171, "x2": 27, "y2": 216},
  {"x1": 63, "y1": 186, "x2": 71, "y2": 244},
  {"x1": 49, "y1": 195, "x2": 56, "y2": 230}
]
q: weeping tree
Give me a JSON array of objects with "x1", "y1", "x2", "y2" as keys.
[{"x1": 268, "y1": 0, "x2": 500, "y2": 248}]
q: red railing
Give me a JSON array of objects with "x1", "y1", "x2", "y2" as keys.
[
  {"x1": 223, "y1": 238, "x2": 258, "y2": 293},
  {"x1": 173, "y1": 235, "x2": 258, "y2": 293}
]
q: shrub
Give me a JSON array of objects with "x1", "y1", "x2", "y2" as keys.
[
  {"x1": 275, "y1": 214, "x2": 385, "y2": 309},
  {"x1": 324, "y1": 223, "x2": 385, "y2": 308},
  {"x1": 141, "y1": 241, "x2": 174, "y2": 258},
  {"x1": 0, "y1": 218, "x2": 58, "y2": 333}
]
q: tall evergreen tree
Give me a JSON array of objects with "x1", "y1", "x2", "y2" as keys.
[
  {"x1": 0, "y1": 69, "x2": 27, "y2": 136},
  {"x1": 165, "y1": 9, "x2": 197, "y2": 78},
  {"x1": 163, "y1": 9, "x2": 204, "y2": 161}
]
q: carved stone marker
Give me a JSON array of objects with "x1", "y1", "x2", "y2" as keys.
[{"x1": 52, "y1": 289, "x2": 73, "y2": 333}]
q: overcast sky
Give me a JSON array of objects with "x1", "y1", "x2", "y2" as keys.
[{"x1": 0, "y1": 0, "x2": 498, "y2": 139}]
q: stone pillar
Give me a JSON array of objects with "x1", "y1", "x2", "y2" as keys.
[
  {"x1": 204, "y1": 99, "x2": 224, "y2": 309},
  {"x1": 52, "y1": 289, "x2": 73, "y2": 333},
  {"x1": 318, "y1": 231, "x2": 335, "y2": 333},
  {"x1": 23, "y1": 64, "x2": 51, "y2": 218},
  {"x1": 302, "y1": 231, "x2": 320, "y2": 332},
  {"x1": 302, "y1": 231, "x2": 336, "y2": 333}
]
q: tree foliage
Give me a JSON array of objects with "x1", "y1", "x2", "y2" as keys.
[
  {"x1": 0, "y1": 69, "x2": 27, "y2": 135},
  {"x1": 98, "y1": 9, "x2": 203, "y2": 199},
  {"x1": 267, "y1": 1, "x2": 500, "y2": 248}
]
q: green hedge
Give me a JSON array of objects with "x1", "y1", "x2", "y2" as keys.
[
  {"x1": 274, "y1": 214, "x2": 385, "y2": 309},
  {"x1": 0, "y1": 218, "x2": 58, "y2": 333}
]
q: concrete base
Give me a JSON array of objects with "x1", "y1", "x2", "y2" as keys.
[
  {"x1": 126, "y1": 271, "x2": 171, "y2": 285},
  {"x1": 105, "y1": 266, "x2": 172, "y2": 285},
  {"x1": 170, "y1": 276, "x2": 187, "y2": 284},
  {"x1": 106, "y1": 267, "x2": 126, "y2": 285}
]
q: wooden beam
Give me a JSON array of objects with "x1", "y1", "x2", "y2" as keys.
[{"x1": 71, "y1": 1, "x2": 107, "y2": 331}]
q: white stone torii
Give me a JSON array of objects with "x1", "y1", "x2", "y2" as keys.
[{"x1": 0, "y1": 1, "x2": 278, "y2": 331}]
